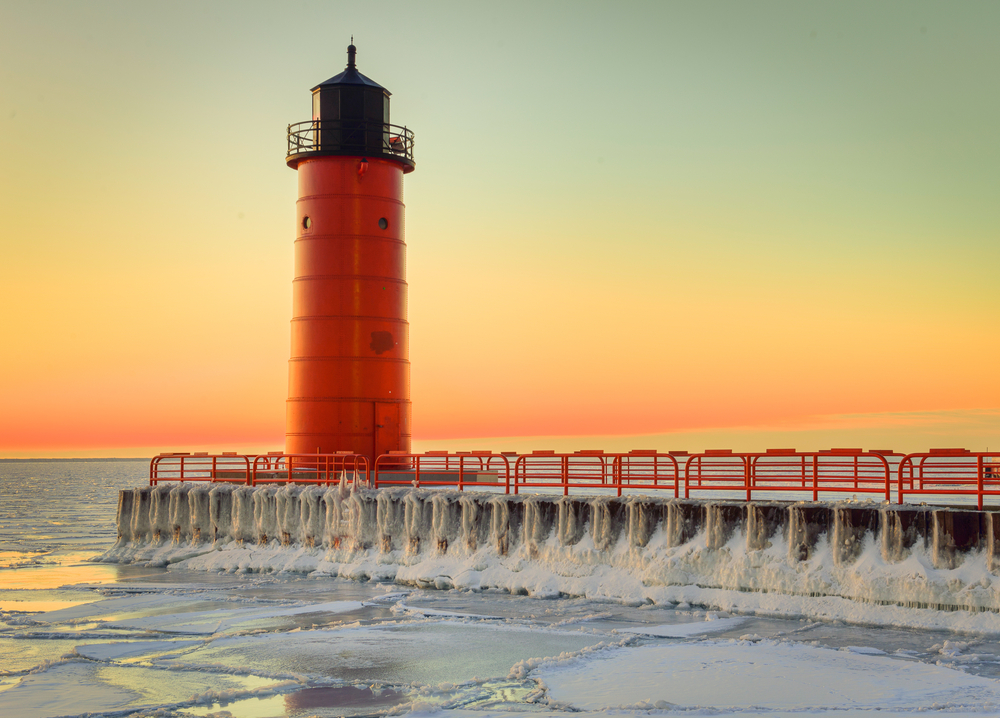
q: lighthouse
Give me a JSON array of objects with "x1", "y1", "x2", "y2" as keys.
[{"x1": 284, "y1": 43, "x2": 415, "y2": 462}]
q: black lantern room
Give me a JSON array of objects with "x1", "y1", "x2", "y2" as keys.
[{"x1": 286, "y1": 43, "x2": 415, "y2": 171}]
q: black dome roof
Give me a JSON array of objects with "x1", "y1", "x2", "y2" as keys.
[{"x1": 311, "y1": 43, "x2": 390, "y2": 94}]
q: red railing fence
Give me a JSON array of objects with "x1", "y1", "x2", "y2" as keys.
[
  {"x1": 372, "y1": 451, "x2": 511, "y2": 492},
  {"x1": 252, "y1": 453, "x2": 370, "y2": 486},
  {"x1": 512, "y1": 450, "x2": 680, "y2": 497},
  {"x1": 898, "y1": 449, "x2": 1000, "y2": 510},
  {"x1": 684, "y1": 449, "x2": 893, "y2": 502},
  {"x1": 146, "y1": 448, "x2": 1000, "y2": 506},
  {"x1": 149, "y1": 452, "x2": 252, "y2": 486}
]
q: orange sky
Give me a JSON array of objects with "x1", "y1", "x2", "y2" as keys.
[{"x1": 1, "y1": 2, "x2": 998, "y2": 457}]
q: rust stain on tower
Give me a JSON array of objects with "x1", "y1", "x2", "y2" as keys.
[{"x1": 284, "y1": 43, "x2": 415, "y2": 462}]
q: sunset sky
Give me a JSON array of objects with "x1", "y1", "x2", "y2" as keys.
[{"x1": 1, "y1": 1, "x2": 998, "y2": 457}]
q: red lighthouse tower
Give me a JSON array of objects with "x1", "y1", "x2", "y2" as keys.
[{"x1": 284, "y1": 43, "x2": 415, "y2": 462}]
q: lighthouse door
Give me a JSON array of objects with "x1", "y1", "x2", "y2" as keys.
[{"x1": 374, "y1": 402, "x2": 400, "y2": 460}]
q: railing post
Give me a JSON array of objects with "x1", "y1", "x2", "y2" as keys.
[
  {"x1": 897, "y1": 457, "x2": 905, "y2": 504},
  {"x1": 879, "y1": 454, "x2": 889, "y2": 503},
  {"x1": 812, "y1": 454, "x2": 819, "y2": 502},
  {"x1": 745, "y1": 456, "x2": 751, "y2": 502},
  {"x1": 978, "y1": 455, "x2": 985, "y2": 511}
]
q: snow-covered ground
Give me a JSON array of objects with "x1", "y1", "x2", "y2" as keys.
[{"x1": 5, "y1": 464, "x2": 1000, "y2": 717}]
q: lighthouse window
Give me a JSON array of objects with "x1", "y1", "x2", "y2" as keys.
[
  {"x1": 378, "y1": 218, "x2": 388, "y2": 230},
  {"x1": 302, "y1": 216, "x2": 312, "y2": 230}
]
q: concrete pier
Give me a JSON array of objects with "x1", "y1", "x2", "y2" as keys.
[{"x1": 109, "y1": 484, "x2": 1000, "y2": 612}]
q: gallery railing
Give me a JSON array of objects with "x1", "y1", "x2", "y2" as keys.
[{"x1": 286, "y1": 120, "x2": 414, "y2": 164}]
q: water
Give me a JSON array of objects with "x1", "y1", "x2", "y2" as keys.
[{"x1": 4, "y1": 462, "x2": 1000, "y2": 718}]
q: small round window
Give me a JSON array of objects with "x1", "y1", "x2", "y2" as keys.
[
  {"x1": 302, "y1": 216, "x2": 312, "y2": 230},
  {"x1": 378, "y1": 218, "x2": 388, "y2": 230}
]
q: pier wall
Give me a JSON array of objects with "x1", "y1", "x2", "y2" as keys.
[{"x1": 102, "y1": 484, "x2": 1000, "y2": 613}]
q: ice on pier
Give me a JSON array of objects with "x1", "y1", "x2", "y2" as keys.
[{"x1": 101, "y1": 483, "x2": 1000, "y2": 629}]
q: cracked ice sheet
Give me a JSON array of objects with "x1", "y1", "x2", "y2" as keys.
[
  {"x1": 0, "y1": 662, "x2": 284, "y2": 718},
  {"x1": 163, "y1": 620, "x2": 608, "y2": 685},
  {"x1": 411, "y1": 710, "x2": 1000, "y2": 718},
  {"x1": 616, "y1": 615, "x2": 747, "y2": 637},
  {"x1": 30, "y1": 593, "x2": 365, "y2": 634},
  {"x1": 75, "y1": 638, "x2": 204, "y2": 661},
  {"x1": 536, "y1": 639, "x2": 1000, "y2": 712},
  {"x1": 102, "y1": 599, "x2": 365, "y2": 634}
]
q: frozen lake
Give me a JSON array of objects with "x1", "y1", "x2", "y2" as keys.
[{"x1": 4, "y1": 461, "x2": 1000, "y2": 718}]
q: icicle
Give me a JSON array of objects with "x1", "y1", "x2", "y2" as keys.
[
  {"x1": 431, "y1": 494, "x2": 460, "y2": 554},
  {"x1": 131, "y1": 488, "x2": 152, "y2": 543},
  {"x1": 746, "y1": 504, "x2": 783, "y2": 552},
  {"x1": 404, "y1": 491, "x2": 433, "y2": 554},
  {"x1": 831, "y1": 507, "x2": 877, "y2": 566},
  {"x1": 209, "y1": 485, "x2": 233, "y2": 543},
  {"x1": 348, "y1": 489, "x2": 377, "y2": 551},
  {"x1": 376, "y1": 491, "x2": 405, "y2": 553},
  {"x1": 588, "y1": 498, "x2": 623, "y2": 552},
  {"x1": 557, "y1": 497, "x2": 587, "y2": 547},
  {"x1": 253, "y1": 488, "x2": 278, "y2": 545},
  {"x1": 489, "y1": 494, "x2": 511, "y2": 556},
  {"x1": 987, "y1": 512, "x2": 1000, "y2": 574},
  {"x1": 116, "y1": 489, "x2": 134, "y2": 543},
  {"x1": 663, "y1": 500, "x2": 701, "y2": 548},
  {"x1": 275, "y1": 486, "x2": 299, "y2": 546},
  {"x1": 523, "y1": 497, "x2": 555, "y2": 556},
  {"x1": 167, "y1": 484, "x2": 192, "y2": 544},
  {"x1": 460, "y1": 494, "x2": 489, "y2": 551},
  {"x1": 149, "y1": 485, "x2": 172, "y2": 543},
  {"x1": 323, "y1": 487, "x2": 347, "y2": 550},
  {"x1": 704, "y1": 503, "x2": 742, "y2": 550},
  {"x1": 299, "y1": 487, "x2": 323, "y2": 548},
  {"x1": 231, "y1": 486, "x2": 256, "y2": 544},
  {"x1": 187, "y1": 485, "x2": 211, "y2": 544},
  {"x1": 627, "y1": 498, "x2": 663, "y2": 548},
  {"x1": 788, "y1": 505, "x2": 829, "y2": 562}
]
